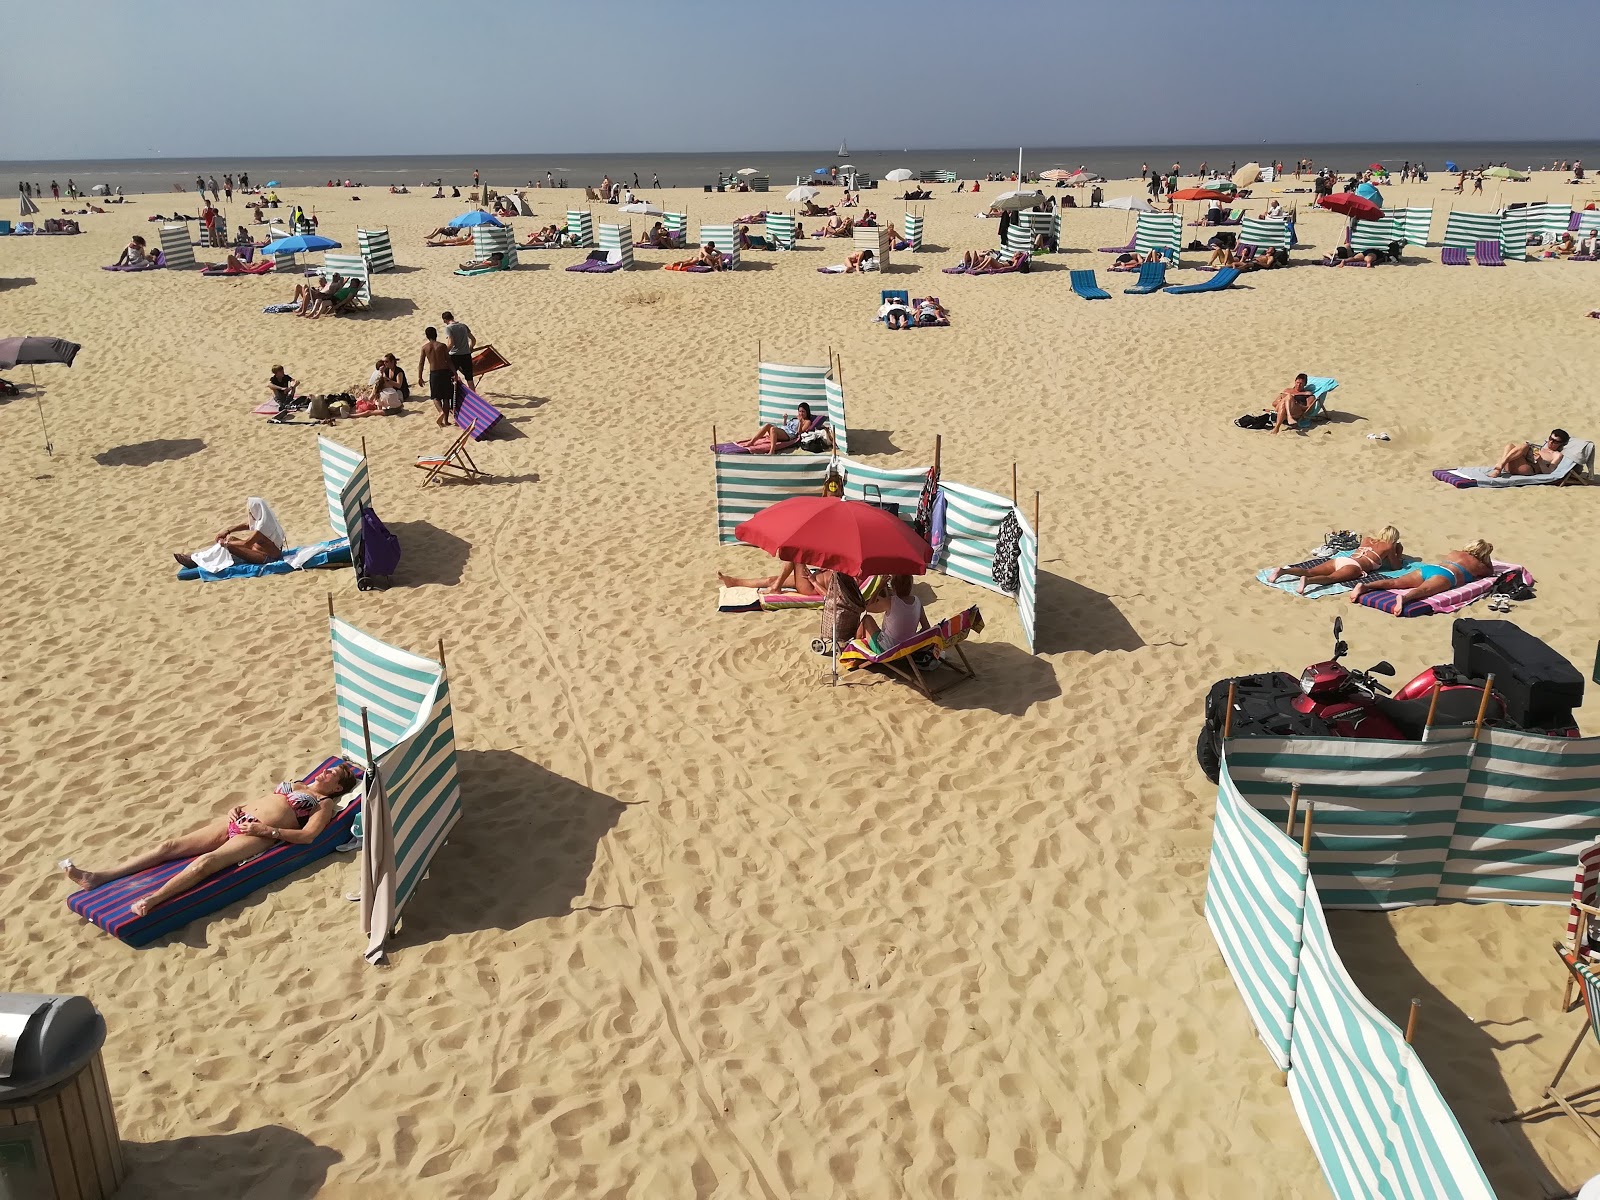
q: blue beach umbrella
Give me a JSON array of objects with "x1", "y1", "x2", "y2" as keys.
[
  {"x1": 264, "y1": 180, "x2": 281, "y2": 187},
  {"x1": 812, "y1": 167, "x2": 830, "y2": 176},
  {"x1": 260, "y1": 234, "x2": 341, "y2": 255},
  {"x1": 1444, "y1": 161, "x2": 1457, "y2": 173},
  {"x1": 447, "y1": 210, "x2": 503, "y2": 228},
  {"x1": 1355, "y1": 182, "x2": 1383, "y2": 206}
]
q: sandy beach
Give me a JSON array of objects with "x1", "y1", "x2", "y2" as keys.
[{"x1": 3, "y1": 170, "x2": 1600, "y2": 1197}]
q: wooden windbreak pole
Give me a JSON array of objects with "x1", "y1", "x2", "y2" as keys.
[
  {"x1": 361, "y1": 436, "x2": 367, "y2": 459},
  {"x1": 1472, "y1": 673, "x2": 1497, "y2": 739},
  {"x1": 1284, "y1": 783, "x2": 1301, "y2": 837},
  {"x1": 1011, "y1": 463, "x2": 1018, "y2": 507},
  {"x1": 327, "y1": 595, "x2": 335, "y2": 620},
  {"x1": 1300, "y1": 800, "x2": 1316, "y2": 858},
  {"x1": 1424, "y1": 683, "x2": 1442, "y2": 731},
  {"x1": 437, "y1": 638, "x2": 447, "y2": 671},
  {"x1": 932, "y1": 434, "x2": 942, "y2": 475},
  {"x1": 1223, "y1": 680, "x2": 1238, "y2": 739},
  {"x1": 1033, "y1": 491, "x2": 1040, "y2": 538},
  {"x1": 1404, "y1": 999, "x2": 1422, "y2": 1045}
]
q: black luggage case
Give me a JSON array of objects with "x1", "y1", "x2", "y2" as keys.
[{"x1": 1452, "y1": 619, "x2": 1584, "y2": 727}]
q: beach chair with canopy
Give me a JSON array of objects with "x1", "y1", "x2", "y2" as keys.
[
  {"x1": 1123, "y1": 261, "x2": 1168, "y2": 294},
  {"x1": 1069, "y1": 270, "x2": 1110, "y2": 300},
  {"x1": 837, "y1": 605, "x2": 985, "y2": 699}
]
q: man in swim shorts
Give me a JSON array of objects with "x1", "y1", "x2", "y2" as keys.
[{"x1": 419, "y1": 326, "x2": 463, "y2": 428}]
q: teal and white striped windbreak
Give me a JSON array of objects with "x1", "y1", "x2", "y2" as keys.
[
  {"x1": 765, "y1": 212, "x2": 795, "y2": 250},
  {"x1": 1135, "y1": 211, "x2": 1182, "y2": 259},
  {"x1": 1385, "y1": 206, "x2": 1434, "y2": 246},
  {"x1": 936, "y1": 482, "x2": 1038, "y2": 652},
  {"x1": 714, "y1": 453, "x2": 833, "y2": 543},
  {"x1": 598, "y1": 222, "x2": 634, "y2": 269},
  {"x1": 901, "y1": 212, "x2": 924, "y2": 251},
  {"x1": 357, "y1": 227, "x2": 395, "y2": 272},
  {"x1": 757, "y1": 361, "x2": 829, "y2": 426},
  {"x1": 1442, "y1": 209, "x2": 1514, "y2": 257},
  {"x1": 471, "y1": 224, "x2": 517, "y2": 269},
  {"x1": 1239, "y1": 216, "x2": 1291, "y2": 250},
  {"x1": 662, "y1": 211, "x2": 688, "y2": 245},
  {"x1": 321, "y1": 253, "x2": 372, "y2": 304},
  {"x1": 318, "y1": 435, "x2": 370, "y2": 565},
  {"x1": 1349, "y1": 216, "x2": 1404, "y2": 252},
  {"x1": 699, "y1": 224, "x2": 740, "y2": 269},
  {"x1": 330, "y1": 617, "x2": 461, "y2": 963},
  {"x1": 823, "y1": 376, "x2": 848, "y2": 456},
  {"x1": 1579, "y1": 211, "x2": 1600, "y2": 236},
  {"x1": 158, "y1": 223, "x2": 195, "y2": 270},
  {"x1": 566, "y1": 210, "x2": 594, "y2": 247},
  {"x1": 840, "y1": 460, "x2": 928, "y2": 518}
]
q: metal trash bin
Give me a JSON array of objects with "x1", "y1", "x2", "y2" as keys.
[{"x1": 0, "y1": 994, "x2": 125, "y2": 1200}]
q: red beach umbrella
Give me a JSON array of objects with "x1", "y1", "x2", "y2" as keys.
[
  {"x1": 1169, "y1": 188, "x2": 1231, "y2": 202},
  {"x1": 735, "y1": 496, "x2": 932, "y2": 576},
  {"x1": 1317, "y1": 193, "x2": 1383, "y2": 221}
]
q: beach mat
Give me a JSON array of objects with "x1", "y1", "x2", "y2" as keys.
[
  {"x1": 1255, "y1": 557, "x2": 1418, "y2": 599},
  {"x1": 176, "y1": 538, "x2": 350, "y2": 581},
  {"x1": 1353, "y1": 562, "x2": 1531, "y2": 616}
]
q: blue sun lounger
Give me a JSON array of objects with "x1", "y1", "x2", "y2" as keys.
[
  {"x1": 1164, "y1": 267, "x2": 1240, "y2": 294},
  {"x1": 1069, "y1": 270, "x2": 1110, "y2": 300},
  {"x1": 1123, "y1": 261, "x2": 1168, "y2": 294}
]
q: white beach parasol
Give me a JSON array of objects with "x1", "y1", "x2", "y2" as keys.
[
  {"x1": 786, "y1": 186, "x2": 820, "y2": 202},
  {"x1": 622, "y1": 202, "x2": 665, "y2": 215},
  {"x1": 734, "y1": 168, "x2": 759, "y2": 176},
  {"x1": 1102, "y1": 195, "x2": 1154, "y2": 211},
  {"x1": 991, "y1": 190, "x2": 1046, "y2": 211},
  {"x1": 885, "y1": 169, "x2": 914, "y2": 182}
]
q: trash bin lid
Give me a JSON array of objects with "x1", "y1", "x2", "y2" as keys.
[{"x1": 0, "y1": 994, "x2": 106, "y2": 1102}]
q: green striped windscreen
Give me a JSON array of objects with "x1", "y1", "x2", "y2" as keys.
[
  {"x1": 757, "y1": 361, "x2": 829, "y2": 426},
  {"x1": 321, "y1": 253, "x2": 371, "y2": 303},
  {"x1": 598, "y1": 223, "x2": 633, "y2": 269},
  {"x1": 841, "y1": 461, "x2": 928, "y2": 522},
  {"x1": 1349, "y1": 216, "x2": 1404, "y2": 251},
  {"x1": 357, "y1": 227, "x2": 394, "y2": 272},
  {"x1": 1205, "y1": 756, "x2": 1308, "y2": 1070},
  {"x1": 159, "y1": 223, "x2": 195, "y2": 269},
  {"x1": 566, "y1": 210, "x2": 594, "y2": 247},
  {"x1": 1386, "y1": 207, "x2": 1434, "y2": 246},
  {"x1": 319, "y1": 435, "x2": 370, "y2": 545},
  {"x1": 1239, "y1": 217, "x2": 1291, "y2": 249},
  {"x1": 1499, "y1": 208, "x2": 1533, "y2": 260},
  {"x1": 1527, "y1": 203, "x2": 1572, "y2": 235},
  {"x1": 1579, "y1": 211, "x2": 1600, "y2": 236},
  {"x1": 1135, "y1": 211, "x2": 1182, "y2": 258},
  {"x1": 1225, "y1": 736, "x2": 1472, "y2": 908},
  {"x1": 329, "y1": 618, "x2": 461, "y2": 919},
  {"x1": 824, "y1": 377, "x2": 848, "y2": 455},
  {"x1": 1290, "y1": 875, "x2": 1495, "y2": 1199},
  {"x1": 1442, "y1": 210, "x2": 1504, "y2": 253},
  {"x1": 471, "y1": 224, "x2": 516, "y2": 269},
  {"x1": 714, "y1": 454, "x2": 832, "y2": 543},
  {"x1": 902, "y1": 213, "x2": 923, "y2": 250},
  {"x1": 663, "y1": 212, "x2": 688, "y2": 244},
  {"x1": 1004, "y1": 222, "x2": 1033, "y2": 257},
  {"x1": 700, "y1": 224, "x2": 740, "y2": 268},
  {"x1": 766, "y1": 212, "x2": 795, "y2": 249},
  {"x1": 1016, "y1": 512, "x2": 1037, "y2": 654},
  {"x1": 936, "y1": 482, "x2": 1013, "y2": 592},
  {"x1": 1444, "y1": 728, "x2": 1600, "y2": 903}
]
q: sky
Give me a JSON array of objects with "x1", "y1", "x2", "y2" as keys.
[{"x1": 5, "y1": 0, "x2": 1598, "y2": 160}]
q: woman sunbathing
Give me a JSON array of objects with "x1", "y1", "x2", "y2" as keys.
[
  {"x1": 1547, "y1": 232, "x2": 1577, "y2": 257},
  {"x1": 818, "y1": 214, "x2": 854, "y2": 237},
  {"x1": 113, "y1": 236, "x2": 149, "y2": 267},
  {"x1": 962, "y1": 249, "x2": 1008, "y2": 271},
  {"x1": 520, "y1": 224, "x2": 563, "y2": 248},
  {"x1": 731, "y1": 401, "x2": 828, "y2": 453},
  {"x1": 1490, "y1": 430, "x2": 1569, "y2": 477},
  {"x1": 425, "y1": 229, "x2": 473, "y2": 246},
  {"x1": 61, "y1": 761, "x2": 359, "y2": 917},
  {"x1": 1349, "y1": 541, "x2": 1495, "y2": 612},
  {"x1": 800, "y1": 199, "x2": 833, "y2": 217},
  {"x1": 174, "y1": 498, "x2": 286, "y2": 570},
  {"x1": 1266, "y1": 527, "x2": 1404, "y2": 593},
  {"x1": 457, "y1": 251, "x2": 505, "y2": 271},
  {"x1": 718, "y1": 560, "x2": 832, "y2": 596}
]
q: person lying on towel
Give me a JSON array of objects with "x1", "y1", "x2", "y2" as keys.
[
  {"x1": 60, "y1": 760, "x2": 360, "y2": 917},
  {"x1": 718, "y1": 559, "x2": 834, "y2": 596},
  {"x1": 880, "y1": 296, "x2": 914, "y2": 328},
  {"x1": 173, "y1": 497, "x2": 286, "y2": 570},
  {"x1": 1490, "y1": 430, "x2": 1570, "y2": 478},
  {"x1": 1349, "y1": 541, "x2": 1495, "y2": 612},
  {"x1": 1111, "y1": 249, "x2": 1163, "y2": 271},
  {"x1": 962, "y1": 249, "x2": 1011, "y2": 271},
  {"x1": 425, "y1": 229, "x2": 473, "y2": 246},
  {"x1": 1265, "y1": 527, "x2": 1405, "y2": 593},
  {"x1": 520, "y1": 224, "x2": 565, "y2": 248},
  {"x1": 458, "y1": 250, "x2": 504, "y2": 271},
  {"x1": 914, "y1": 297, "x2": 948, "y2": 325},
  {"x1": 674, "y1": 242, "x2": 726, "y2": 271},
  {"x1": 800, "y1": 199, "x2": 833, "y2": 217},
  {"x1": 729, "y1": 401, "x2": 831, "y2": 454}
]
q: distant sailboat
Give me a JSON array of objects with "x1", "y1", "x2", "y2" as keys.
[{"x1": 838, "y1": 139, "x2": 848, "y2": 157}]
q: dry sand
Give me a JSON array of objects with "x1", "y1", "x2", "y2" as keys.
[{"x1": 2, "y1": 171, "x2": 1599, "y2": 1197}]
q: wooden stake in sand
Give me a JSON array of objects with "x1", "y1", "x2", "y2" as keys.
[
  {"x1": 1284, "y1": 783, "x2": 1300, "y2": 837},
  {"x1": 1300, "y1": 800, "x2": 1316, "y2": 859},
  {"x1": 1472, "y1": 673, "x2": 1497, "y2": 739},
  {"x1": 1404, "y1": 999, "x2": 1422, "y2": 1045},
  {"x1": 1223, "y1": 680, "x2": 1237, "y2": 739},
  {"x1": 1424, "y1": 682, "x2": 1442, "y2": 731}
]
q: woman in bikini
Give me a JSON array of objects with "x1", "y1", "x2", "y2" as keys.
[
  {"x1": 1489, "y1": 430, "x2": 1569, "y2": 477},
  {"x1": 60, "y1": 761, "x2": 359, "y2": 917},
  {"x1": 1266, "y1": 527, "x2": 1404, "y2": 594},
  {"x1": 1349, "y1": 540, "x2": 1495, "y2": 613}
]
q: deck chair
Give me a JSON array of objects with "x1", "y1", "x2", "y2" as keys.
[
  {"x1": 1123, "y1": 261, "x2": 1168, "y2": 294},
  {"x1": 1498, "y1": 940, "x2": 1600, "y2": 1191},
  {"x1": 1070, "y1": 270, "x2": 1111, "y2": 300},
  {"x1": 1164, "y1": 267, "x2": 1239, "y2": 294},
  {"x1": 470, "y1": 343, "x2": 511, "y2": 379},
  {"x1": 1476, "y1": 239, "x2": 1506, "y2": 266},
  {"x1": 415, "y1": 417, "x2": 493, "y2": 485},
  {"x1": 1565, "y1": 846, "x2": 1600, "y2": 1009},
  {"x1": 1294, "y1": 377, "x2": 1339, "y2": 430},
  {"x1": 836, "y1": 606, "x2": 984, "y2": 699},
  {"x1": 1442, "y1": 246, "x2": 1470, "y2": 266},
  {"x1": 455, "y1": 387, "x2": 503, "y2": 439}
]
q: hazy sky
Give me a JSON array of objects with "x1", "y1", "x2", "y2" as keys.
[{"x1": 6, "y1": 0, "x2": 1597, "y2": 159}]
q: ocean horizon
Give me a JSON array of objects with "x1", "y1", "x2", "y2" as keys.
[{"x1": 6, "y1": 140, "x2": 1596, "y2": 196}]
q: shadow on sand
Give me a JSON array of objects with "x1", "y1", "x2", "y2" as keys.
[
  {"x1": 384, "y1": 520, "x2": 471, "y2": 586},
  {"x1": 122, "y1": 1124, "x2": 341, "y2": 1198},
  {"x1": 94, "y1": 439, "x2": 206, "y2": 467},
  {"x1": 1034, "y1": 571, "x2": 1147, "y2": 655}
]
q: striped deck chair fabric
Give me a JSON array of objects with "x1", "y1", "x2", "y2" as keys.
[
  {"x1": 1474, "y1": 239, "x2": 1505, "y2": 266},
  {"x1": 321, "y1": 253, "x2": 372, "y2": 304},
  {"x1": 66, "y1": 758, "x2": 362, "y2": 946},
  {"x1": 357, "y1": 227, "x2": 395, "y2": 272},
  {"x1": 837, "y1": 605, "x2": 984, "y2": 698},
  {"x1": 765, "y1": 212, "x2": 796, "y2": 249},
  {"x1": 663, "y1": 211, "x2": 689, "y2": 246},
  {"x1": 757, "y1": 360, "x2": 829, "y2": 426},
  {"x1": 1240, "y1": 217, "x2": 1292, "y2": 250},
  {"x1": 853, "y1": 225, "x2": 891, "y2": 270},
  {"x1": 902, "y1": 212, "x2": 924, "y2": 250},
  {"x1": 456, "y1": 387, "x2": 504, "y2": 440},
  {"x1": 714, "y1": 454, "x2": 832, "y2": 543},
  {"x1": 597, "y1": 223, "x2": 634, "y2": 269},
  {"x1": 1441, "y1": 246, "x2": 1470, "y2": 265},
  {"x1": 1498, "y1": 941, "x2": 1600, "y2": 1166},
  {"x1": 1349, "y1": 216, "x2": 1404, "y2": 251},
  {"x1": 158, "y1": 222, "x2": 195, "y2": 269},
  {"x1": 1566, "y1": 842, "x2": 1600, "y2": 1006},
  {"x1": 330, "y1": 617, "x2": 463, "y2": 964},
  {"x1": 566, "y1": 209, "x2": 595, "y2": 247},
  {"x1": 1387, "y1": 206, "x2": 1435, "y2": 246},
  {"x1": 699, "y1": 224, "x2": 740, "y2": 269},
  {"x1": 1135, "y1": 211, "x2": 1182, "y2": 261}
]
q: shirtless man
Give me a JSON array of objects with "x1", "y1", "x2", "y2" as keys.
[
  {"x1": 1270, "y1": 374, "x2": 1317, "y2": 434},
  {"x1": 418, "y1": 326, "x2": 464, "y2": 427}
]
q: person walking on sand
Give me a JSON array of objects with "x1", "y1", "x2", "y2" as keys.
[
  {"x1": 652, "y1": 172, "x2": 661, "y2": 188},
  {"x1": 223, "y1": 173, "x2": 233, "y2": 201},
  {"x1": 441, "y1": 311, "x2": 476, "y2": 389},
  {"x1": 419, "y1": 327, "x2": 466, "y2": 428}
]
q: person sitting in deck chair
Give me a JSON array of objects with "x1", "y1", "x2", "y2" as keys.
[
  {"x1": 457, "y1": 250, "x2": 504, "y2": 271},
  {"x1": 730, "y1": 401, "x2": 830, "y2": 454},
  {"x1": 856, "y1": 575, "x2": 930, "y2": 648},
  {"x1": 1489, "y1": 429, "x2": 1570, "y2": 477},
  {"x1": 60, "y1": 761, "x2": 360, "y2": 917}
]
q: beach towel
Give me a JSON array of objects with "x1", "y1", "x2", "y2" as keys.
[
  {"x1": 664, "y1": 254, "x2": 731, "y2": 272},
  {"x1": 943, "y1": 252, "x2": 1028, "y2": 275},
  {"x1": 713, "y1": 414, "x2": 830, "y2": 455},
  {"x1": 1254, "y1": 557, "x2": 1419, "y2": 598},
  {"x1": 101, "y1": 252, "x2": 165, "y2": 272},
  {"x1": 718, "y1": 586, "x2": 763, "y2": 612},
  {"x1": 818, "y1": 260, "x2": 879, "y2": 274},
  {"x1": 1432, "y1": 437, "x2": 1593, "y2": 487},
  {"x1": 201, "y1": 261, "x2": 273, "y2": 277},
  {"x1": 262, "y1": 303, "x2": 299, "y2": 313},
  {"x1": 176, "y1": 538, "x2": 351, "y2": 581},
  {"x1": 566, "y1": 250, "x2": 626, "y2": 273},
  {"x1": 879, "y1": 297, "x2": 948, "y2": 329},
  {"x1": 1354, "y1": 561, "x2": 1531, "y2": 617},
  {"x1": 65, "y1": 758, "x2": 362, "y2": 947}
]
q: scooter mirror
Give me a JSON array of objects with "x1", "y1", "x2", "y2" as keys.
[
  {"x1": 1335, "y1": 641, "x2": 1349, "y2": 659},
  {"x1": 1369, "y1": 661, "x2": 1396, "y2": 676},
  {"x1": 1332, "y1": 616, "x2": 1344, "y2": 639}
]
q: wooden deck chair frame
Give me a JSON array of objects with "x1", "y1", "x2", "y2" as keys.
[
  {"x1": 882, "y1": 639, "x2": 978, "y2": 699},
  {"x1": 415, "y1": 419, "x2": 491, "y2": 486},
  {"x1": 1497, "y1": 938, "x2": 1600, "y2": 1198}
]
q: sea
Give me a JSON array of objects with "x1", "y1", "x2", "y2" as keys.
[{"x1": 5, "y1": 142, "x2": 1598, "y2": 197}]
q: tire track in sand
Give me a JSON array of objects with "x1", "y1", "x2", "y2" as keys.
[{"x1": 485, "y1": 494, "x2": 788, "y2": 1200}]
